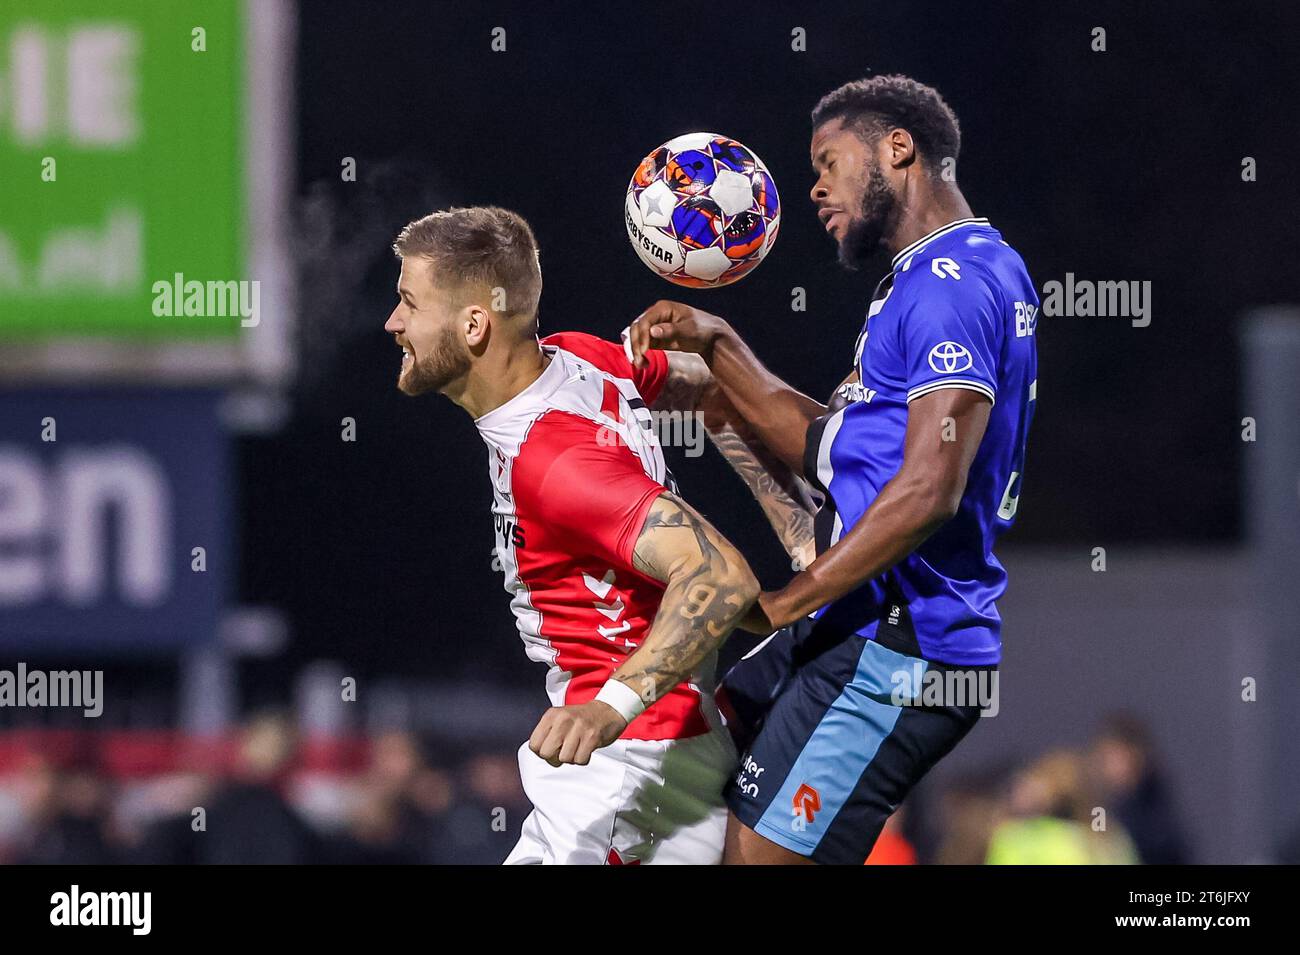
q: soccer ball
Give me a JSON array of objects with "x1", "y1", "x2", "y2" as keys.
[{"x1": 624, "y1": 132, "x2": 780, "y2": 288}]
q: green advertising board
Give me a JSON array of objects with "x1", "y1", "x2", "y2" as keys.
[{"x1": 0, "y1": 0, "x2": 292, "y2": 382}]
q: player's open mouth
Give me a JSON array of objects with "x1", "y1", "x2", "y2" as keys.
[
  {"x1": 819, "y1": 208, "x2": 845, "y2": 236},
  {"x1": 400, "y1": 346, "x2": 413, "y2": 368}
]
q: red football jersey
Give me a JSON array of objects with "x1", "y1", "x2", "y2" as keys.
[{"x1": 475, "y1": 333, "x2": 709, "y2": 741}]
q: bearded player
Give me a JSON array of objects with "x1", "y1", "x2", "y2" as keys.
[
  {"x1": 628, "y1": 75, "x2": 1039, "y2": 864},
  {"x1": 383, "y1": 206, "x2": 818, "y2": 864}
]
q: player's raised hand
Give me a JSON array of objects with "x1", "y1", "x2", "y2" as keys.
[
  {"x1": 627, "y1": 300, "x2": 731, "y2": 368},
  {"x1": 528, "y1": 700, "x2": 628, "y2": 767}
]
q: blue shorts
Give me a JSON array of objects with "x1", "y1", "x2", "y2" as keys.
[{"x1": 717, "y1": 617, "x2": 988, "y2": 865}]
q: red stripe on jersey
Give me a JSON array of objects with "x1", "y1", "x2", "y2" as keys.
[
  {"x1": 541, "y1": 331, "x2": 670, "y2": 405},
  {"x1": 600, "y1": 379, "x2": 621, "y2": 423},
  {"x1": 510, "y1": 409, "x2": 708, "y2": 741}
]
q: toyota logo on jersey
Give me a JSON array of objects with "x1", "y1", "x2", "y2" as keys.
[{"x1": 927, "y1": 341, "x2": 974, "y2": 373}]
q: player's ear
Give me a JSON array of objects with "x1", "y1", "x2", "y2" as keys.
[
  {"x1": 885, "y1": 128, "x2": 916, "y2": 170},
  {"x1": 463, "y1": 304, "x2": 490, "y2": 349}
]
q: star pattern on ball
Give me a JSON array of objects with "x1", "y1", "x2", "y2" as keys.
[{"x1": 625, "y1": 133, "x2": 780, "y2": 287}]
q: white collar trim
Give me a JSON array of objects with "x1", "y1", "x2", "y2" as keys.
[{"x1": 892, "y1": 217, "x2": 990, "y2": 269}]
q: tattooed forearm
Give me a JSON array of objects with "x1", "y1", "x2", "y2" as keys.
[
  {"x1": 651, "y1": 351, "x2": 712, "y2": 412},
  {"x1": 708, "y1": 424, "x2": 817, "y2": 568},
  {"x1": 618, "y1": 494, "x2": 759, "y2": 708},
  {"x1": 654, "y1": 352, "x2": 818, "y2": 567}
]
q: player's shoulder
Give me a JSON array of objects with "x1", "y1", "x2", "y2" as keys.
[
  {"x1": 542, "y1": 331, "x2": 629, "y2": 377},
  {"x1": 542, "y1": 329, "x2": 669, "y2": 404},
  {"x1": 894, "y1": 220, "x2": 1001, "y2": 279},
  {"x1": 511, "y1": 407, "x2": 601, "y2": 480},
  {"x1": 511, "y1": 404, "x2": 655, "y2": 520},
  {"x1": 541, "y1": 329, "x2": 602, "y2": 353},
  {"x1": 892, "y1": 220, "x2": 1025, "y2": 302}
]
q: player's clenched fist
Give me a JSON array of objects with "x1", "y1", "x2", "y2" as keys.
[
  {"x1": 627, "y1": 300, "x2": 731, "y2": 368},
  {"x1": 528, "y1": 700, "x2": 628, "y2": 767}
]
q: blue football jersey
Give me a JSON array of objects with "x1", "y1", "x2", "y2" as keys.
[{"x1": 806, "y1": 218, "x2": 1038, "y2": 665}]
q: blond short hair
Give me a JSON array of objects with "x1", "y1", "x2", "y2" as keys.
[{"x1": 393, "y1": 206, "x2": 542, "y2": 328}]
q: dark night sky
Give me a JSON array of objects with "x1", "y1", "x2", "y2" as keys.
[{"x1": 237, "y1": 0, "x2": 1300, "y2": 684}]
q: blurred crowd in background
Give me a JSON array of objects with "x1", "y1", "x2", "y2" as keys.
[
  {"x1": 0, "y1": 714, "x2": 526, "y2": 865},
  {"x1": 3, "y1": 708, "x2": 1261, "y2": 866}
]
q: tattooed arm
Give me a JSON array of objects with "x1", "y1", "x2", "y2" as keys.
[
  {"x1": 655, "y1": 351, "x2": 818, "y2": 570},
  {"x1": 615, "y1": 492, "x2": 760, "y2": 703},
  {"x1": 528, "y1": 492, "x2": 759, "y2": 767},
  {"x1": 628, "y1": 301, "x2": 827, "y2": 471}
]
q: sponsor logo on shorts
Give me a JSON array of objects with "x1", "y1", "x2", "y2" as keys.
[
  {"x1": 793, "y1": 783, "x2": 821, "y2": 824},
  {"x1": 734, "y1": 754, "x2": 764, "y2": 799}
]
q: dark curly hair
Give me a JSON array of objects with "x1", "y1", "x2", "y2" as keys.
[{"x1": 812, "y1": 75, "x2": 961, "y2": 178}]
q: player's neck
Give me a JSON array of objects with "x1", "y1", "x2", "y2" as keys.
[
  {"x1": 452, "y1": 342, "x2": 551, "y2": 420},
  {"x1": 885, "y1": 183, "x2": 974, "y2": 261}
]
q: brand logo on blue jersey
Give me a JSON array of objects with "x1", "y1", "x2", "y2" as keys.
[
  {"x1": 835, "y1": 380, "x2": 877, "y2": 405},
  {"x1": 927, "y1": 341, "x2": 973, "y2": 373},
  {"x1": 930, "y1": 257, "x2": 961, "y2": 279}
]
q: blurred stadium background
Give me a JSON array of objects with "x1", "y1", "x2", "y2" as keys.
[{"x1": 2, "y1": 0, "x2": 1298, "y2": 864}]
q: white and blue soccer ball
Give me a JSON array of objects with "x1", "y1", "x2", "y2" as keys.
[{"x1": 624, "y1": 132, "x2": 780, "y2": 287}]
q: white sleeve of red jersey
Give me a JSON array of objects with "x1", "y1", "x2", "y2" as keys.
[
  {"x1": 511, "y1": 409, "x2": 667, "y2": 572},
  {"x1": 541, "y1": 331, "x2": 670, "y2": 406}
]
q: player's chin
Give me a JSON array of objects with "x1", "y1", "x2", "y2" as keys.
[
  {"x1": 835, "y1": 238, "x2": 865, "y2": 272},
  {"x1": 836, "y1": 224, "x2": 876, "y2": 271},
  {"x1": 397, "y1": 373, "x2": 427, "y2": 397},
  {"x1": 397, "y1": 366, "x2": 432, "y2": 396}
]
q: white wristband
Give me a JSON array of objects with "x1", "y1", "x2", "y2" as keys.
[
  {"x1": 619, "y1": 326, "x2": 635, "y2": 365},
  {"x1": 594, "y1": 679, "x2": 646, "y2": 723}
]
